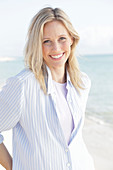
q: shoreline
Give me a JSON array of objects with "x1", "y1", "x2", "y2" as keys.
[{"x1": 0, "y1": 57, "x2": 16, "y2": 62}]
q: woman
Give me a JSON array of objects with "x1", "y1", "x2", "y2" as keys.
[{"x1": 0, "y1": 7, "x2": 95, "y2": 170}]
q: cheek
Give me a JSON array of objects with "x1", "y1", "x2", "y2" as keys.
[
  {"x1": 63, "y1": 42, "x2": 71, "y2": 53},
  {"x1": 42, "y1": 46, "x2": 49, "y2": 56}
]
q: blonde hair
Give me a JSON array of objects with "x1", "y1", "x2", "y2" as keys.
[{"x1": 24, "y1": 7, "x2": 83, "y2": 94}]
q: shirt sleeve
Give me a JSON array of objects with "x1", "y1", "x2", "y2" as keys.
[
  {"x1": 81, "y1": 72, "x2": 91, "y2": 91},
  {"x1": 0, "y1": 76, "x2": 24, "y2": 134},
  {"x1": 0, "y1": 134, "x2": 4, "y2": 144},
  {"x1": 80, "y1": 72, "x2": 91, "y2": 117}
]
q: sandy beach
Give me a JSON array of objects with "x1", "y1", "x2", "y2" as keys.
[
  {"x1": 0, "y1": 57, "x2": 16, "y2": 62},
  {"x1": 83, "y1": 117, "x2": 113, "y2": 170},
  {"x1": 0, "y1": 117, "x2": 113, "y2": 170}
]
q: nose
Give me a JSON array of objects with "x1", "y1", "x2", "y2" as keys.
[{"x1": 52, "y1": 41, "x2": 61, "y2": 52}]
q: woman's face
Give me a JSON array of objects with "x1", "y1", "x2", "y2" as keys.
[{"x1": 42, "y1": 20, "x2": 73, "y2": 71}]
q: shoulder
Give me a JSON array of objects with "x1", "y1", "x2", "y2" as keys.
[
  {"x1": 15, "y1": 68, "x2": 35, "y2": 82},
  {"x1": 3, "y1": 68, "x2": 37, "y2": 90},
  {"x1": 80, "y1": 72, "x2": 91, "y2": 90}
]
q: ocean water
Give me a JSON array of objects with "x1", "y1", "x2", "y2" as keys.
[
  {"x1": 78, "y1": 54, "x2": 113, "y2": 125},
  {"x1": 0, "y1": 54, "x2": 113, "y2": 126},
  {"x1": 0, "y1": 57, "x2": 24, "y2": 84}
]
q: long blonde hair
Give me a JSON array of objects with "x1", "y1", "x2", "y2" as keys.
[{"x1": 25, "y1": 7, "x2": 82, "y2": 94}]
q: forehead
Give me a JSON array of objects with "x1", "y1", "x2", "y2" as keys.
[{"x1": 43, "y1": 20, "x2": 69, "y2": 37}]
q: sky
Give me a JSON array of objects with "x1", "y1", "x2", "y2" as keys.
[{"x1": 0, "y1": 0, "x2": 113, "y2": 57}]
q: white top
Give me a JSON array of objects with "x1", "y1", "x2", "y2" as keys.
[
  {"x1": 0, "y1": 66, "x2": 95, "y2": 170},
  {"x1": 53, "y1": 80, "x2": 74, "y2": 145}
]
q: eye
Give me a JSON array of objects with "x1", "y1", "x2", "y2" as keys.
[
  {"x1": 59, "y1": 37, "x2": 66, "y2": 41},
  {"x1": 43, "y1": 40, "x2": 51, "y2": 44}
]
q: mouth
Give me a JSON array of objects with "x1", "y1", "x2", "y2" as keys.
[{"x1": 49, "y1": 53, "x2": 64, "y2": 59}]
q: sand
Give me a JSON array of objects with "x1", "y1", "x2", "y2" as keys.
[
  {"x1": 83, "y1": 117, "x2": 113, "y2": 170},
  {"x1": 0, "y1": 117, "x2": 113, "y2": 170}
]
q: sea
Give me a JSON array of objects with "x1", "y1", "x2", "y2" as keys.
[{"x1": 0, "y1": 54, "x2": 113, "y2": 126}]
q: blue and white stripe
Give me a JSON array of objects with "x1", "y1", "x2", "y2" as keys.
[{"x1": 0, "y1": 67, "x2": 95, "y2": 170}]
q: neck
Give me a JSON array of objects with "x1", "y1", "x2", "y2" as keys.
[{"x1": 50, "y1": 66, "x2": 66, "y2": 83}]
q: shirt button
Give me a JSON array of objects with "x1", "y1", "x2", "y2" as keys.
[
  {"x1": 65, "y1": 148, "x2": 68, "y2": 152},
  {"x1": 67, "y1": 163, "x2": 70, "y2": 167}
]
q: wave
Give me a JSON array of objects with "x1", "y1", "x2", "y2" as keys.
[{"x1": 86, "y1": 114, "x2": 113, "y2": 127}]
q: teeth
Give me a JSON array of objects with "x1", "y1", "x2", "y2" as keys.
[{"x1": 51, "y1": 53, "x2": 63, "y2": 59}]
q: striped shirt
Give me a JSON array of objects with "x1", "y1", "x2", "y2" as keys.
[{"x1": 0, "y1": 66, "x2": 95, "y2": 170}]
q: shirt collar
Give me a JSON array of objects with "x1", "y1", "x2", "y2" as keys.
[
  {"x1": 45, "y1": 65, "x2": 73, "y2": 95},
  {"x1": 46, "y1": 66, "x2": 55, "y2": 95},
  {"x1": 66, "y1": 71, "x2": 73, "y2": 88}
]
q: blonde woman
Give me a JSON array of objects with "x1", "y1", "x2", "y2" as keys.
[{"x1": 0, "y1": 7, "x2": 95, "y2": 170}]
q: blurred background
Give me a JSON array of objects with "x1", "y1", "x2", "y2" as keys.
[
  {"x1": 0, "y1": 0, "x2": 113, "y2": 170},
  {"x1": 0, "y1": 0, "x2": 113, "y2": 57}
]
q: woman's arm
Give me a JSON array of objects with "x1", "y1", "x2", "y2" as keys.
[{"x1": 0, "y1": 143, "x2": 12, "y2": 170}]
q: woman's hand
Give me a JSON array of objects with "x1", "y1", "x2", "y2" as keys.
[
  {"x1": 6, "y1": 157, "x2": 12, "y2": 170},
  {"x1": 0, "y1": 143, "x2": 12, "y2": 170}
]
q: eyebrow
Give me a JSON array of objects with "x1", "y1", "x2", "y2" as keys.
[{"x1": 42, "y1": 34, "x2": 67, "y2": 40}]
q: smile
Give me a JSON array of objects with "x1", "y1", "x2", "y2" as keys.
[{"x1": 49, "y1": 53, "x2": 64, "y2": 59}]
